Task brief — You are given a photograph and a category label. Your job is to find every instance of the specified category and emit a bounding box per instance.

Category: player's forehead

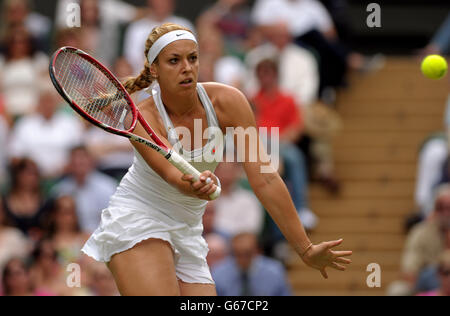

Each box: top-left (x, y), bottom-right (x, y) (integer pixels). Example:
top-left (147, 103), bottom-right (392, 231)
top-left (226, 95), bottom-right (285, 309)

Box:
top-left (158, 39), bottom-right (198, 58)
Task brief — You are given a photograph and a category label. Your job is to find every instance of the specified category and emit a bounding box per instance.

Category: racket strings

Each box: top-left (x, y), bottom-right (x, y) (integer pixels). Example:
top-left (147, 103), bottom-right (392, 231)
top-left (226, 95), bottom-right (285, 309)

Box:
top-left (54, 51), bottom-right (134, 131)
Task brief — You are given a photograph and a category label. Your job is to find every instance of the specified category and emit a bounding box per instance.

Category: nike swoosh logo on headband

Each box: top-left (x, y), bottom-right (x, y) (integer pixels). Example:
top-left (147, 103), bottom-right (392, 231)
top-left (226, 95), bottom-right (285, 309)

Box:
top-left (176, 33), bottom-right (184, 37)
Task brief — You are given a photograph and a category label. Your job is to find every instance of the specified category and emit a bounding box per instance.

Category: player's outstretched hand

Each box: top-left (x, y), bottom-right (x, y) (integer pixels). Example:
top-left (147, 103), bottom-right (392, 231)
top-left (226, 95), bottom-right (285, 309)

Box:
top-left (181, 170), bottom-right (219, 200)
top-left (301, 239), bottom-right (352, 279)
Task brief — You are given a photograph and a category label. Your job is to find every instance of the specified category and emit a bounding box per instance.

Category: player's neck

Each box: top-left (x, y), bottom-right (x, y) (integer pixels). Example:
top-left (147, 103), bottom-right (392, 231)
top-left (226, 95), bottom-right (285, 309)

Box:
top-left (160, 89), bottom-right (200, 118)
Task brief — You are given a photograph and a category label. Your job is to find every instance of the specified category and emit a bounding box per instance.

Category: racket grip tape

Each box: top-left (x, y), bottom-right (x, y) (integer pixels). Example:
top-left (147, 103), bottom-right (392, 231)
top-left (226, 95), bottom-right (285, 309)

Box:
top-left (167, 151), bottom-right (221, 200)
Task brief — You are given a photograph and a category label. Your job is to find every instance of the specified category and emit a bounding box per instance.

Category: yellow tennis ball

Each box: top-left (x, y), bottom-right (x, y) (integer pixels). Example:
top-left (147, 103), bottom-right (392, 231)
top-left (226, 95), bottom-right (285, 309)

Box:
top-left (421, 55), bottom-right (448, 79)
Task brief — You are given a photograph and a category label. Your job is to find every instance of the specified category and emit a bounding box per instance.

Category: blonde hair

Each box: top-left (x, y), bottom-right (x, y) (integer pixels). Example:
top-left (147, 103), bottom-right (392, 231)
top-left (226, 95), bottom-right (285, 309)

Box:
top-left (123, 23), bottom-right (193, 95)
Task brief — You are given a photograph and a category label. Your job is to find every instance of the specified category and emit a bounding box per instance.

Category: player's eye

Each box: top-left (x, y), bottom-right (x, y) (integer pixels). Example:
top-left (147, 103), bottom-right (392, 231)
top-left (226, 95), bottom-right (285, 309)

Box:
top-left (169, 58), bottom-right (178, 64)
top-left (189, 55), bottom-right (198, 62)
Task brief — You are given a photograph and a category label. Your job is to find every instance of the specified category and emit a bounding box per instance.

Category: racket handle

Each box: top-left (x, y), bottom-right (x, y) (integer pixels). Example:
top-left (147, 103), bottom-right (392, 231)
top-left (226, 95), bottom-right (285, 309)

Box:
top-left (168, 151), bottom-right (221, 200)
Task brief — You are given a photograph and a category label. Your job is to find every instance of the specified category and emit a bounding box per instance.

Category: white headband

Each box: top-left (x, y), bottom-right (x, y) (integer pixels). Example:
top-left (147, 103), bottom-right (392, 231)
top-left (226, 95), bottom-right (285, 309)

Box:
top-left (147, 30), bottom-right (198, 64)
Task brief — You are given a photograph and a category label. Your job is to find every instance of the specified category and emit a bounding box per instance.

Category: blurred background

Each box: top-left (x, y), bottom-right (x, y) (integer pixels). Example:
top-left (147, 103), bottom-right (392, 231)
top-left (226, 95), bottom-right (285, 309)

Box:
top-left (0, 0), bottom-right (449, 296)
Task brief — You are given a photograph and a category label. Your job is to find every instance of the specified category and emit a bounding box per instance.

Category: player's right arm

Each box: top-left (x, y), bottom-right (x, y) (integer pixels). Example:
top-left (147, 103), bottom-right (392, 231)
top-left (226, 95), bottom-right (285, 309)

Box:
top-left (129, 99), bottom-right (218, 200)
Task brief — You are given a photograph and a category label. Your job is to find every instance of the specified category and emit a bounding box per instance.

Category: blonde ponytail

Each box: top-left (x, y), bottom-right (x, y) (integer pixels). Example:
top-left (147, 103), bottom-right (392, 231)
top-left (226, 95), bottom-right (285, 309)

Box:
top-left (123, 61), bottom-right (153, 95)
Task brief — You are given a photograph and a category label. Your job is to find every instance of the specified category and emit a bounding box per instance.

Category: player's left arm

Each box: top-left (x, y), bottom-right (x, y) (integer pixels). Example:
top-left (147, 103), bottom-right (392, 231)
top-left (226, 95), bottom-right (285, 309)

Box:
top-left (219, 85), bottom-right (352, 278)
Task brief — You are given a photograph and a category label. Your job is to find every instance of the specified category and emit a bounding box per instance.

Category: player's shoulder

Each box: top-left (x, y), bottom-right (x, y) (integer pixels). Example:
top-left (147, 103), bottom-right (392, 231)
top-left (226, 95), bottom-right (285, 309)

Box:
top-left (201, 82), bottom-right (248, 111)
top-left (201, 82), bottom-right (252, 126)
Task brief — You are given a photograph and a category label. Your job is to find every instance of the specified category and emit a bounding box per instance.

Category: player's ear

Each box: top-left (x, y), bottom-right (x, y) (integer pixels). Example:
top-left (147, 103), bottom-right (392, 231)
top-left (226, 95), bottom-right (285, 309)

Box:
top-left (150, 63), bottom-right (158, 79)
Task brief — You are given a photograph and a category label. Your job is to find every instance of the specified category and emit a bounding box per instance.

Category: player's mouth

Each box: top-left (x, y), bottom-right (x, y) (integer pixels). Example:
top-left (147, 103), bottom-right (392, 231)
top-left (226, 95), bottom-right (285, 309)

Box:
top-left (179, 78), bottom-right (194, 86)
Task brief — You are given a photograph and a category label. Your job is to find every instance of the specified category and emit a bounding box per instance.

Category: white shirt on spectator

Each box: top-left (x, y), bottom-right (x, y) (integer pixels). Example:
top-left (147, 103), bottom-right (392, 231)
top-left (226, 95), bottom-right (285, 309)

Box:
top-left (26, 12), bottom-right (52, 41)
top-left (52, 172), bottom-right (118, 233)
top-left (0, 53), bottom-right (48, 116)
top-left (55, 0), bottom-right (137, 29)
top-left (84, 126), bottom-right (134, 171)
top-left (123, 16), bottom-right (195, 74)
top-left (251, 0), bottom-right (333, 37)
top-left (213, 188), bottom-right (264, 238)
top-left (0, 227), bottom-right (30, 273)
top-left (415, 138), bottom-right (448, 217)
top-left (8, 111), bottom-right (84, 178)
top-left (245, 42), bottom-right (319, 107)
top-left (214, 56), bottom-right (247, 88)
top-left (55, 0), bottom-right (138, 67)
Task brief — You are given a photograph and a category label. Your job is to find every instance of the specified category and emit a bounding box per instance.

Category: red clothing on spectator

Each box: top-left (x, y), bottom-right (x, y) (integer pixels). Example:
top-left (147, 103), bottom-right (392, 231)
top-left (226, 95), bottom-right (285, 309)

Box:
top-left (252, 89), bottom-right (303, 135)
top-left (0, 95), bottom-right (5, 117)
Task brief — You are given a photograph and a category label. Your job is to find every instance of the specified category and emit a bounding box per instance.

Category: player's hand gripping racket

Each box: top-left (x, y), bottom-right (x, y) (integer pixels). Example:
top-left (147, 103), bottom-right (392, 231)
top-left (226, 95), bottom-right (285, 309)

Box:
top-left (49, 46), bottom-right (220, 200)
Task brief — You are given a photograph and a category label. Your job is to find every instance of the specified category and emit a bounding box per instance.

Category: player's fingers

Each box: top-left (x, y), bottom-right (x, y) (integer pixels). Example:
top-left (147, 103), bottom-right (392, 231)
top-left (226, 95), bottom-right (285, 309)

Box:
top-left (330, 262), bottom-right (346, 271)
top-left (326, 239), bottom-right (343, 250)
top-left (191, 180), bottom-right (205, 191)
top-left (205, 185), bottom-right (218, 196)
top-left (320, 268), bottom-right (328, 279)
top-left (335, 257), bottom-right (352, 265)
top-left (200, 170), bottom-right (213, 182)
top-left (182, 174), bottom-right (194, 182)
top-left (198, 182), bottom-right (213, 194)
top-left (333, 250), bottom-right (353, 257)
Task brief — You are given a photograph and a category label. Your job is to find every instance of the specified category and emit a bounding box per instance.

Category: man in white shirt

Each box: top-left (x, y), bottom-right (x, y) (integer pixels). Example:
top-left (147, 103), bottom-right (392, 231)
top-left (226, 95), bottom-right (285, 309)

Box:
top-left (251, 0), bottom-right (336, 39)
top-left (212, 161), bottom-right (264, 239)
top-left (245, 22), bottom-right (319, 108)
top-left (123, 0), bottom-right (195, 74)
top-left (51, 145), bottom-right (118, 233)
top-left (55, 0), bottom-right (140, 67)
top-left (8, 81), bottom-right (84, 179)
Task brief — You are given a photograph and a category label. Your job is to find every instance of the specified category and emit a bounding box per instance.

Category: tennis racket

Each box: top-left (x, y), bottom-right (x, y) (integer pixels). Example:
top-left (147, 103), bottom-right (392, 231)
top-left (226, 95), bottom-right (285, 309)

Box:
top-left (49, 46), bottom-right (220, 200)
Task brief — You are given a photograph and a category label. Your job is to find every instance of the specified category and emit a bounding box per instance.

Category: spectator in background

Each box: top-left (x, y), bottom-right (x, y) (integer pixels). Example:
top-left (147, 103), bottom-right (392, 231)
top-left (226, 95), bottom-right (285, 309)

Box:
top-left (45, 195), bottom-right (90, 267)
top-left (251, 0), bottom-right (382, 97)
top-left (417, 250), bottom-right (450, 296)
top-left (212, 161), bottom-right (264, 240)
top-left (388, 184), bottom-right (450, 296)
top-left (29, 238), bottom-right (73, 296)
top-left (197, 27), bottom-right (246, 90)
top-left (197, 0), bottom-right (255, 59)
top-left (51, 145), bottom-right (117, 233)
top-left (212, 232), bottom-right (292, 296)
top-left (414, 97), bottom-right (450, 219)
top-left (252, 58), bottom-right (318, 230)
top-left (87, 262), bottom-right (119, 296)
top-left (8, 80), bottom-right (84, 180)
top-left (0, 0), bottom-right (52, 52)
top-left (53, 27), bottom-right (83, 51)
top-left (1, 158), bottom-right (51, 240)
top-left (0, 25), bottom-right (48, 119)
top-left (245, 22), bottom-right (319, 108)
top-left (0, 115), bottom-right (8, 187)
top-left (0, 197), bottom-right (30, 274)
top-left (202, 200), bottom-right (217, 236)
top-left (205, 233), bottom-right (229, 269)
top-left (1, 257), bottom-right (52, 296)
top-left (420, 13), bottom-right (450, 56)
top-left (414, 133), bottom-right (448, 219)
top-left (123, 0), bottom-right (195, 74)
top-left (55, 0), bottom-right (142, 67)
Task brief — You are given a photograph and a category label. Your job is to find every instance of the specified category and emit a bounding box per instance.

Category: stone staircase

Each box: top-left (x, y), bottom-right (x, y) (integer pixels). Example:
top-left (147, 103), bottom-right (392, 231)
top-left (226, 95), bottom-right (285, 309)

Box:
top-left (287, 57), bottom-right (449, 296)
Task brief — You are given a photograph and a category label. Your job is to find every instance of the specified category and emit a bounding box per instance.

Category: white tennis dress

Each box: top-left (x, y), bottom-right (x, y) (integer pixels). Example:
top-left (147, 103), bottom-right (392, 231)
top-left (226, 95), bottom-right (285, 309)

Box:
top-left (82, 83), bottom-right (223, 284)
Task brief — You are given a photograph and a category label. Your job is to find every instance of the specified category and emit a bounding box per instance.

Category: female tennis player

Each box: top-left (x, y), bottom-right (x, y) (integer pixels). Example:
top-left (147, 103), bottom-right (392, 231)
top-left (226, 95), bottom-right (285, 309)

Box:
top-left (81, 23), bottom-right (352, 296)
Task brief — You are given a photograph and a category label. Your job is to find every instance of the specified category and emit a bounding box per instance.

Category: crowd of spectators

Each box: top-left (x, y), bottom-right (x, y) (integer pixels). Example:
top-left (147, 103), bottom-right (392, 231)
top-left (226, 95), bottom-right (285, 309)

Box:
top-left (388, 13), bottom-right (450, 296)
top-left (0, 0), bottom-right (384, 296)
